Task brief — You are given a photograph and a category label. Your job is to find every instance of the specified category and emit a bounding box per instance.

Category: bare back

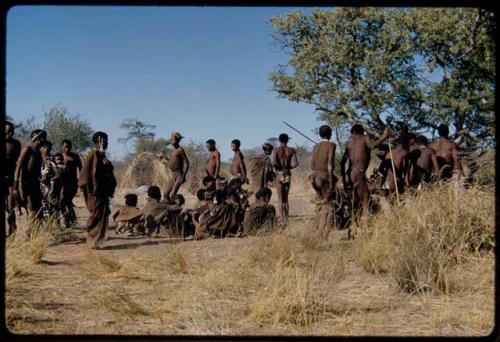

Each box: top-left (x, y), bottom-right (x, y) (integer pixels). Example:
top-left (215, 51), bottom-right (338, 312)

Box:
top-left (430, 138), bottom-right (457, 169)
top-left (346, 135), bottom-right (371, 172)
top-left (311, 141), bottom-right (335, 172)
top-left (274, 146), bottom-right (296, 172)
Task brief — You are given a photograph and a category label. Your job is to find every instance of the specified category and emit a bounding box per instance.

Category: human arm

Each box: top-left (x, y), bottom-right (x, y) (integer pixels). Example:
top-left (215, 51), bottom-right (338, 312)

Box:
top-left (327, 143), bottom-right (336, 190)
top-left (13, 147), bottom-right (29, 196)
top-left (340, 147), bottom-right (348, 189)
top-left (239, 153), bottom-right (249, 183)
top-left (215, 150), bottom-right (221, 178)
top-left (181, 148), bottom-right (190, 181)
top-left (365, 127), bottom-right (391, 150)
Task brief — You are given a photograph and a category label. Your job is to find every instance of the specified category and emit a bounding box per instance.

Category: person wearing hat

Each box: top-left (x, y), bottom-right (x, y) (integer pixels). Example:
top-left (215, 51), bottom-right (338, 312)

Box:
top-left (13, 129), bottom-right (47, 225)
top-left (163, 132), bottom-right (190, 202)
top-left (272, 133), bottom-right (299, 224)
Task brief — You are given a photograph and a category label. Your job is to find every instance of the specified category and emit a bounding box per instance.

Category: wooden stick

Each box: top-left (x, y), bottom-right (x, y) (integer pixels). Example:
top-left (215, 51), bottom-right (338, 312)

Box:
top-left (387, 140), bottom-right (400, 204)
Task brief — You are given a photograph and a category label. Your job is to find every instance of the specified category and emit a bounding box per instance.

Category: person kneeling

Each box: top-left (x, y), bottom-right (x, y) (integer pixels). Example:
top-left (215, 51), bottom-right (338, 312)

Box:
top-left (112, 193), bottom-right (143, 236)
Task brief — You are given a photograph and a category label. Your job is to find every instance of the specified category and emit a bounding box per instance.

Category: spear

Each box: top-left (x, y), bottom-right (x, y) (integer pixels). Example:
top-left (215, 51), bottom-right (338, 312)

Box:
top-left (282, 121), bottom-right (318, 144)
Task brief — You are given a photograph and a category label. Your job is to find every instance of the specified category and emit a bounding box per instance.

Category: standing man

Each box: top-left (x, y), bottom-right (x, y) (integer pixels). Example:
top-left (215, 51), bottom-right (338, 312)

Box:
top-left (78, 132), bottom-right (116, 249)
top-left (163, 132), bottom-right (190, 202)
top-left (13, 129), bottom-right (47, 225)
top-left (272, 133), bottom-right (298, 223)
top-left (205, 139), bottom-right (221, 179)
top-left (340, 124), bottom-right (391, 209)
top-left (310, 125), bottom-right (336, 202)
top-left (429, 124), bottom-right (463, 180)
top-left (230, 139), bottom-right (249, 184)
top-left (60, 139), bottom-right (82, 227)
top-left (383, 136), bottom-right (409, 195)
top-left (5, 121), bottom-right (22, 235)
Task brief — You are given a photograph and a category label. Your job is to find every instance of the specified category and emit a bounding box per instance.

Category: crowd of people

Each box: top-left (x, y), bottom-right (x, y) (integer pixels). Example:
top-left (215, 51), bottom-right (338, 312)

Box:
top-left (4, 120), bottom-right (462, 249)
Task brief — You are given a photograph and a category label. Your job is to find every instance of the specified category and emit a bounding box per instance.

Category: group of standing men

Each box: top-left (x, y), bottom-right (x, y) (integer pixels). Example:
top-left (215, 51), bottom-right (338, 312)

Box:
top-left (5, 119), bottom-right (462, 247)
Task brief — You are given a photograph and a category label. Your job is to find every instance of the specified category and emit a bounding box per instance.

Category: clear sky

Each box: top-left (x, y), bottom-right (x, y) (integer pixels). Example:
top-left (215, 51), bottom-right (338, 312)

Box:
top-left (7, 5), bottom-right (325, 161)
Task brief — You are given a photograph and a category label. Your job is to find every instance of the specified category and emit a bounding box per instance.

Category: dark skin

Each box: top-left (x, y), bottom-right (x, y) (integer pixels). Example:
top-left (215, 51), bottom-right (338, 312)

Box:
top-left (5, 124), bottom-right (22, 234)
top-left (310, 135), bottom-right (336, 200)
top-left (272, 142), bottom-right (299, 223)
top-left (340, 127), bottom-right (391, 208)
top-left (429, 136), bottom-right (463, 179)
top-left (230, 143), bottom-right (248, 184)
top-left (406, 142), bottom-right (440, 187)
top-left (13, 134), bottom-right (46, 220)
top-left (62, 142), bottom-right (82, 184)
top-left (164, 136), bottom-right (190, 200)
top-left (384, 143), bottom-right (409, 193)
top-left (205, 143), bottom-right (221, 178)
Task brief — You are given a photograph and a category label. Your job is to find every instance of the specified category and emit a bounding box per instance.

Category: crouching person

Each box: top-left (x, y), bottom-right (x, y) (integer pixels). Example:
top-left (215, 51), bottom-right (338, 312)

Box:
top-left (112, 193), bottom-right (144, 236)
top-left (194, 190), bottom-right (243, 240)
top-left (143, 186), bottom-right (170, 237)
top-left (242, 187), bottom-right (277, 236)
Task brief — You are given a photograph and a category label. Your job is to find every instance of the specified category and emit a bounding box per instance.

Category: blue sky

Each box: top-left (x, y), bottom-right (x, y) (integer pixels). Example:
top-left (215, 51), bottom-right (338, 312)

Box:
top-left (7, 6), bottom-right (324, 161)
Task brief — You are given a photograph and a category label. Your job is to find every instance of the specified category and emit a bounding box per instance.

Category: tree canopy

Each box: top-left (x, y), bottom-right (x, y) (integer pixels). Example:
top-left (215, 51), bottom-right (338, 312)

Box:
top-left (269, 8), bottom-right (495, 150)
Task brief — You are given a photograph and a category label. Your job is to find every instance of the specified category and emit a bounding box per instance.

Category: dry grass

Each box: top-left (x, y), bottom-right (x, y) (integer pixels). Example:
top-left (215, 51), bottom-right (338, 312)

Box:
top-left (355, 181), bottom-right (494, 294)
top-left (5, 180), bottom-right (494, 335)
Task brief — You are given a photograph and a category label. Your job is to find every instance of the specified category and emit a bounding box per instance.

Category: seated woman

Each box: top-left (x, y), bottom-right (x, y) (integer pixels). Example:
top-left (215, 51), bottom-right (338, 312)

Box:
top-left (194, 190), bottom-right (243, 240)
top-left (112, 193), bottom-right (144, 235)
top-left (243, 187), bottom-right (277, 236)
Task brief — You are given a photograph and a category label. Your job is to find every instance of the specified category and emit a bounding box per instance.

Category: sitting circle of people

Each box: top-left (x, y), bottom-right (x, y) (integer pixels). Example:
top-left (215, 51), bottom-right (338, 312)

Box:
top-left (4, 121), bottom-right (462, 249)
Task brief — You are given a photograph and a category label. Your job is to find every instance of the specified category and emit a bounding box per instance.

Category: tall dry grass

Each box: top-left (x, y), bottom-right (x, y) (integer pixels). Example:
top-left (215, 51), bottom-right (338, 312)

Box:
top-left (355, 181), bottom-right (494, 294)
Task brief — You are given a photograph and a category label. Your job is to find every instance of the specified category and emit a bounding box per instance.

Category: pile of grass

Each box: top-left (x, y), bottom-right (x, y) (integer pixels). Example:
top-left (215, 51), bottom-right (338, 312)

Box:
top-left (355, 182), bottom-right (494, 294)
top-left (119, 152), bottom-right (173, 190)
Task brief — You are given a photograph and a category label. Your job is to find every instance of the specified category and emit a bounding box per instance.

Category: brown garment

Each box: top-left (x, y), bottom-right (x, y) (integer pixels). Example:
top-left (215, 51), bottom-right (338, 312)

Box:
top-left (113, 206), bottom-right (144, 234)
top-left (248, 154), bottom-right (273, 191)
top-left (243, 202), bottom-right (276, 235)
top-left (78, 149), bottom-right (115, 248)
top-left (194, 203), bottom-right (242, 240)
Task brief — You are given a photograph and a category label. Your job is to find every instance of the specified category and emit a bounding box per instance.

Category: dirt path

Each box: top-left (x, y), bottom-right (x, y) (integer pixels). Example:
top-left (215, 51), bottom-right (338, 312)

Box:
top-left (5, 187), bottom-right (494, 335)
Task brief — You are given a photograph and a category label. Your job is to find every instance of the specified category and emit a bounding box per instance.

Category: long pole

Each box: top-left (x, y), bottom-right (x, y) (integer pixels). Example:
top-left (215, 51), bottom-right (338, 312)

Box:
top-left (282, 121), bottom-right (318, 145)
top-left (387, 140), bottom-right (400, 203)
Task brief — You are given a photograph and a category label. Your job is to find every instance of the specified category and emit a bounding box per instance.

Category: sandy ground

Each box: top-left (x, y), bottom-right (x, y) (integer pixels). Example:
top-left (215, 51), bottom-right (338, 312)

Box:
top-left (5, 185), bottom-right (494, 336)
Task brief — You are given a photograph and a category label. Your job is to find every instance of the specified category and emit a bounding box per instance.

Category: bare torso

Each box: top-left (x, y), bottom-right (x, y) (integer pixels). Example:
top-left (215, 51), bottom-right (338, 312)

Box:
top-left (168, 147), bottom-right (186, 173)
top-left (429, 138), bottom-right (456, 169)
top-left (22, 146), bottom-right (43, 185)
top-left (311, 141), bottom-right (335, 172)
top-left (230, 151), bottom-right (245, 176)
top-left (346, 135), bottom-right (371, 175)
top-left (206, 149), bottom-right (220, 177)
top-left (5, 138), bottom-right (21, 181)
top-left (63, 152), bottom-right (82, 185)
top-left (274, 146), bottom-right (296, 172)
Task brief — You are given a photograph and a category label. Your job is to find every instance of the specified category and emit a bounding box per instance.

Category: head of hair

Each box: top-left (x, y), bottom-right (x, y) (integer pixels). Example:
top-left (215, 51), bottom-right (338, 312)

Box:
top-left (206, 139), bottom-right (216, 146)
top-left (351, 124), bottom-right (364, 135)
top-left (231, 139), bottom-right (241, 147)
top-left (202, 175), bottom-right (215, 186)
top-left (5, 121), bottom-right (14, 130)
top-left (319, 125), bottom-right (332, 139)
top-left (147, 185), bottom-right (161, 201)
top-left (61, 139), bottom-right (72, 148)
top-left (196, 189), bottom-right (206, 201)
top-left (31, 129), bottom-right (47, 140)
top-left (262, 143), bottom-right (274, 153)
top-left (226, 189), bottom-right (240, 203)
top-left (125, 193), bottom-right (138, 207)
top-left (278, 133), bottom-right (289, 143)
top-left (42, 140), bottom-right (53, 149)
top-left (256, 187), bottom-right (272, 201)
top-left (204, 190), bottom-right (214, 200)
top-left (173, 194), bottom-right (185, 206)
top-left (214, 189), bottom-right (227, 204)
top-left (229, 177), bottom-right (242, 187)
top-left (92, 131), bottom-right (108, 144)
top-left (437, 124), bottom-right (449, 137)
top-left (415, 135), bottom-right (428, 145)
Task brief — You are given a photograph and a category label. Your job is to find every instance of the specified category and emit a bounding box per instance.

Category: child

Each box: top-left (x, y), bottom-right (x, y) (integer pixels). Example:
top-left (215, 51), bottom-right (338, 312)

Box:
top-left (112, 193), bottom-right (143, 235)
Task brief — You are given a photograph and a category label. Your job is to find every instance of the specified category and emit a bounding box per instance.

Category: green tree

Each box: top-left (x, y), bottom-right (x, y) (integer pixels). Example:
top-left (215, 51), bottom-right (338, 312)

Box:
top-left (269, 8), bottom-right (495, 149)
top-left (43, 105), bottom-right (93, 152)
